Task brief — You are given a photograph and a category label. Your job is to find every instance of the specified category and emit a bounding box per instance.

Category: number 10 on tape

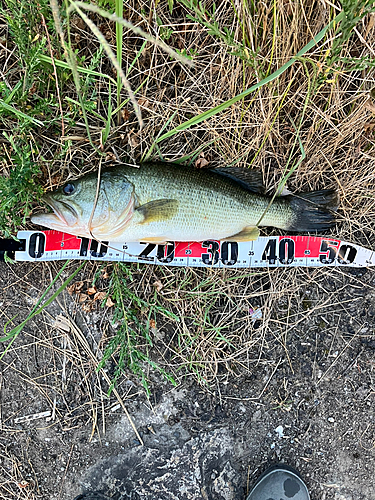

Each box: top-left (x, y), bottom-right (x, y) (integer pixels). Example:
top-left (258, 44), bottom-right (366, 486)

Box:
top-left (14, 231), bottom-right (374, 268)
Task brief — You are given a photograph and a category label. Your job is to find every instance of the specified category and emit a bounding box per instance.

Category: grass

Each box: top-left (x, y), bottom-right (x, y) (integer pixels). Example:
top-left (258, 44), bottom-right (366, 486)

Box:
top-left (0, 0), bottom-right (375, 398)
top-left (0, 260), bottom-right (85, 352)
top-left (95, 262), bottom-right (178, 396)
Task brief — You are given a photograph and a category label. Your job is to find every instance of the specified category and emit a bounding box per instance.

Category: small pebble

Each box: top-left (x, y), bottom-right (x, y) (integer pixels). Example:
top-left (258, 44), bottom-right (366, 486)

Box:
top-left (328, 417), bottom-right (335, 423)
top-left (275, 425), bottom-right (284, 438)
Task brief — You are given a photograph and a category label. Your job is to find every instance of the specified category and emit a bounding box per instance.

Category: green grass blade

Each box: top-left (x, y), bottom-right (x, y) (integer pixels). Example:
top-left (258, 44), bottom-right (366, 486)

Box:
top-left (115, 0), bottom-right (123, 115)
top-left (102, 82), bottom-right (112, 145)
top-left (65, 96), bottom-right (108, 122)
top-left (0, 261), bottom-right (85, 345)
top-left (38, 54), bottom-right (117, 85)
top-left (111, 78), bottom-right (148, 116)
top-left (0, 100), bottom-right (44, 125)
top-left (142, 109), bottom-right (179, 161)
top-left (147, 11), bottom-right (345, 154)
top-left (126, 40), bottom-right (147, 77)
top-left (172, 139), bottom-right (216, 165)
top-left (3, 81), bottom-right (23, 104)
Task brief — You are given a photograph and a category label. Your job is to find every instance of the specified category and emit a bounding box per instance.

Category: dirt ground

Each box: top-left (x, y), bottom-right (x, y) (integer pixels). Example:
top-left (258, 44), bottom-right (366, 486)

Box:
top-left (0, 260), bottom-right (374, 500)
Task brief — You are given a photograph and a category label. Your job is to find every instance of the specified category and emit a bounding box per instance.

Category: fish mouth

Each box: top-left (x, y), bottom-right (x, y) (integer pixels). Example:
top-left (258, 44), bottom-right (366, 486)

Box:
top-left (31, 194), bottom-right (79, 229)
top-left (45, 194), bottom-right (80, 226)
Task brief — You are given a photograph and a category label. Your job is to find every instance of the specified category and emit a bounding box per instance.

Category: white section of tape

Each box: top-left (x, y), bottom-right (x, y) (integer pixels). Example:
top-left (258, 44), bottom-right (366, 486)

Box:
top-left (14, 231), bottom-right (374, 268)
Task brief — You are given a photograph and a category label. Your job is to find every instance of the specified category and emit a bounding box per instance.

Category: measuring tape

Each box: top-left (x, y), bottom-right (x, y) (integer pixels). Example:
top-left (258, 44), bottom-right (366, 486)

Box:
top-left (0, 230), bottom-right (373, 268)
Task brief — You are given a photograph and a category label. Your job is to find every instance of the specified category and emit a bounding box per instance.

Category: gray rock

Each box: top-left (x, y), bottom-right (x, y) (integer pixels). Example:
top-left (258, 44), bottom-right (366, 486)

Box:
top-left (79, 428), bottom-right (243, 500)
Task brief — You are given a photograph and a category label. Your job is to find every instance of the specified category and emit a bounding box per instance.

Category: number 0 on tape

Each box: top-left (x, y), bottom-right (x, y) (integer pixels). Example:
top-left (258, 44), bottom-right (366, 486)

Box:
top-left (4, 230), bottom-right (374, 268)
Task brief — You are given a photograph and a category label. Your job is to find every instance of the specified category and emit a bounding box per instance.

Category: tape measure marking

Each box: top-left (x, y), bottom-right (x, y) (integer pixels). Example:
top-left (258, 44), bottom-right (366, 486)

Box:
top-left (10, 230), bottom-right (374, 268)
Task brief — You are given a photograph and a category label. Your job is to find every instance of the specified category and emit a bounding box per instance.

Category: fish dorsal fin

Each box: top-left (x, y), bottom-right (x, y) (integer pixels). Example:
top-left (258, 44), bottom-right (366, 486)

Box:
top-left (213, 167), bottom-right (265, 194)
top-left (136, 199), bottom-right (179, 224)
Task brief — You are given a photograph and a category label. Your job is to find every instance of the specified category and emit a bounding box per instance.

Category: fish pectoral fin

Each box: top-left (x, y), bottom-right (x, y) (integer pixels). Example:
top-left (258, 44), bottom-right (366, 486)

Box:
top-left (136, 199), bottom-right (178, 225)
top-left (224, 226), bottom-right (260, 242)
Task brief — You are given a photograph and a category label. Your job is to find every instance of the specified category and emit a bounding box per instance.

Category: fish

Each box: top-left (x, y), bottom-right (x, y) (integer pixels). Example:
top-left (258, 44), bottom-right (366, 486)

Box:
top-left (31, 162), bottom-right (338, 243)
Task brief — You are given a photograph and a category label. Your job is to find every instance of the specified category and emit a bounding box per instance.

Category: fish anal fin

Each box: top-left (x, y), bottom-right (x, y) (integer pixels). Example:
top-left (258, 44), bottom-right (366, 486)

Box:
top-left (140, 237), bottom-right (168, 244)
top-left (213, 168), bottom-right (265, 194)
top-left (136, 199), bottom-right (178, 224)
top-left (224, 226), bottom-right (260, 242)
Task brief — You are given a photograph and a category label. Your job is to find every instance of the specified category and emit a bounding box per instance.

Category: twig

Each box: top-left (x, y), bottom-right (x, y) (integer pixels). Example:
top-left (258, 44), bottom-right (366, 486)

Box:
top-left (317, 326), bottom-right (362, 385)
top-left (57, 443), bottom-right (74, 500)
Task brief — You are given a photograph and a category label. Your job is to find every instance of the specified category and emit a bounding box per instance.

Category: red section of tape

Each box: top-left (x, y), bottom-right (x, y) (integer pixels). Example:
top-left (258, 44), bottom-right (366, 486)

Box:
top-left (43, 230), bottom-right (82, 252)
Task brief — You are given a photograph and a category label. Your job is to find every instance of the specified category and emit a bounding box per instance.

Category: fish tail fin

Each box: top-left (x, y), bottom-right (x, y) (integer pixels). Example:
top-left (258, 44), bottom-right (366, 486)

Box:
top-left (287, 189), bottom-right (339, 232)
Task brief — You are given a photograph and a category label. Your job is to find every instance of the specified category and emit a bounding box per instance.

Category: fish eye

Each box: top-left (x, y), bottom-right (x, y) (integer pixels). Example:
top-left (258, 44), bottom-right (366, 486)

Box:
top-left (62, 183), bottom-right (75, 195)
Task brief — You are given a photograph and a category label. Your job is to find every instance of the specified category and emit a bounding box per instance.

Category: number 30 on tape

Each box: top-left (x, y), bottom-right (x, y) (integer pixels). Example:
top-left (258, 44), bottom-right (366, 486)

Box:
top-left (12, 231), bottom-right (374, 268)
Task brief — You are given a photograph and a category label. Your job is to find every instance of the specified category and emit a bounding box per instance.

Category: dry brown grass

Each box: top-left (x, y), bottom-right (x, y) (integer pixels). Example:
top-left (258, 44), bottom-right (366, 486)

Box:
top-left (0, 447), bottom-right (38, 500)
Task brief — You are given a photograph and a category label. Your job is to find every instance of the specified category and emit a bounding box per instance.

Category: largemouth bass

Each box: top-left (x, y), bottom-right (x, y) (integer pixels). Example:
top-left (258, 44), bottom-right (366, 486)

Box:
top-left (31, 162), bottom-right (338, 243)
